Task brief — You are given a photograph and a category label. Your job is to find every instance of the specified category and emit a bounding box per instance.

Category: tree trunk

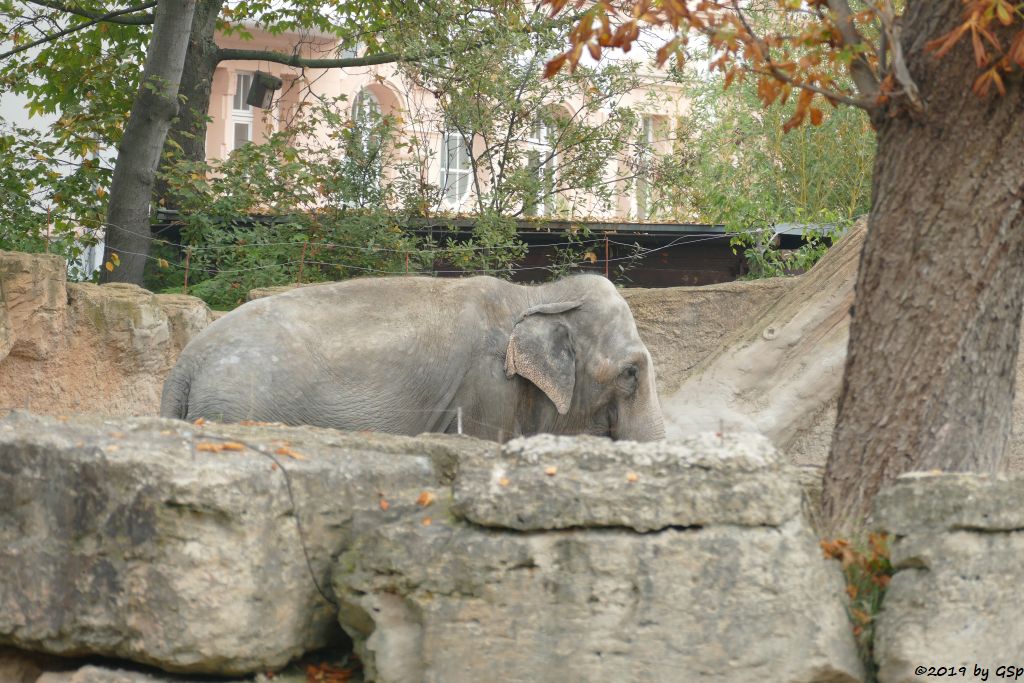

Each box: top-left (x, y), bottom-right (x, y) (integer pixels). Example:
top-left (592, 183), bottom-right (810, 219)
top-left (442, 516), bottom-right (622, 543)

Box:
top-left (101, 0), bottom-right (197, 284)
top-left (822, 0), bottom-right (1024, 531)
top-left (153, 0), bottom-right (224, 209)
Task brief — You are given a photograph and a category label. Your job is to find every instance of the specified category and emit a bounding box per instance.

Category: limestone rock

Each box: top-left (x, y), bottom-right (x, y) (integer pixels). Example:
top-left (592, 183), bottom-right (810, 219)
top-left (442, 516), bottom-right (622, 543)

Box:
top-left (0, 297), bottom-right (11, 363)
top-left (35, 665), bottom-right (223, 683)
top-left (68, 283), bottom-right (172, 373)
top-left (0, 647), bottom-right (45, 683)
top-left (154, 294), bottom-right (214, 356)
top-left (873, 473), bottom-right (1024, 683)
top-left (454, 432), bottom-right (801, 531)
top-left (334, 434), bottom-right (863, 683)
top-left (0, 250), bottom-right (68, 360)
top-left (0, 412), bottom-right (455, 675)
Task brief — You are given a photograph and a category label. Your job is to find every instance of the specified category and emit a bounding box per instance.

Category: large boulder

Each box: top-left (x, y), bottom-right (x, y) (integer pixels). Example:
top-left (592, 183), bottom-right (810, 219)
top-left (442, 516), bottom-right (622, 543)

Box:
top-left (333, 433), bottom-right (863, 683)
top-left (0, 281), bottom-right (213, 418)
top-left (0, 412), bottom-right (465, 675)
top-left (872, 473), bottom-right (1024, 683)
top-left (0, 250), bottom-right (68, 361)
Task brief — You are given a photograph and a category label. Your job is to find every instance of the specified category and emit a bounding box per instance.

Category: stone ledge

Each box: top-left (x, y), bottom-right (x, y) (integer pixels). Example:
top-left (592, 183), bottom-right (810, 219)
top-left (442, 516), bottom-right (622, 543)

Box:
top-left (453, 432), bottom-right (802, 531)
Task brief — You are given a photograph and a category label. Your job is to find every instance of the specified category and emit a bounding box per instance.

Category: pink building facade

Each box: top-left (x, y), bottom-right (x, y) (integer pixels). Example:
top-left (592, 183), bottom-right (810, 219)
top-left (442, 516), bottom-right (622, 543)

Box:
top-left (206, 27), bottom-right (688, 221)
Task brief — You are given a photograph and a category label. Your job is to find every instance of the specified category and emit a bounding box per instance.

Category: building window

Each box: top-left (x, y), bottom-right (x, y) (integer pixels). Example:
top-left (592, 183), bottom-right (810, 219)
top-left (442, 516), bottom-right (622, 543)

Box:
top-left (440, 128), bottom-right (472, 206)
top-left (525, 120), bottom-right (555, 217)
top-left (231, 72), bottom-right (253, 150)
top-left (345, 89), bottom-right (384, 207)
top-left (634, 115), bottom-right (656, 221)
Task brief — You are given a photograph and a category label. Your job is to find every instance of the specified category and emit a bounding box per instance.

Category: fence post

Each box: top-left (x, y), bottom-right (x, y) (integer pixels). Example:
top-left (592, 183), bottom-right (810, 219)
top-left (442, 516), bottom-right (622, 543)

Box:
top-left (297, 241), bottom-right (308, 284)
top-left (604, 235), bottom-right (609, 279)
top-left (183, 247), bottom-right (191, 295)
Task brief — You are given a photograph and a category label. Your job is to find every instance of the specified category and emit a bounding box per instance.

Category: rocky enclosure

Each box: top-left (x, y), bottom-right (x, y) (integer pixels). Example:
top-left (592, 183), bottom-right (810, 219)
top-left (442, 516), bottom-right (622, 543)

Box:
top-left (3, 245), bottom-right (1023, 681)
top-left (1, 412), bottom-right (863, 683)
top-left (8, 232), bottom-right (1024, 476)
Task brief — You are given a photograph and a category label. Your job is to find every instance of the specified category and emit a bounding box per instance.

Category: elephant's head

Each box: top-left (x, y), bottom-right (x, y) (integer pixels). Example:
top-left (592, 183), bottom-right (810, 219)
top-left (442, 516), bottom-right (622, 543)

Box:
top-left (504, 275), bottom-right (665, 441)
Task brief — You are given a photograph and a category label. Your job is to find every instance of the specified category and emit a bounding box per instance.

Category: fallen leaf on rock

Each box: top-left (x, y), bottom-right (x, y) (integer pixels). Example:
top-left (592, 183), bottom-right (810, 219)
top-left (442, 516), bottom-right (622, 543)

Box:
top-left (545, 466), bottom-right (558, 477)
top-left (498, 477), bottom-right (510, 487)
top-left (422, 517), bottom-right (432, 526)
top-left (416, 491), bottom-right (435, 507)
top-left (193, 417), bottom-right (206, 426)
top-left (196, 442), bottom-right (245, 453)
top-left (275, 446), bottom-right (307, 460)
top-left (379, 499), bottom-right (390, 511)
top-left (626, 472), bottom-right (639, 483)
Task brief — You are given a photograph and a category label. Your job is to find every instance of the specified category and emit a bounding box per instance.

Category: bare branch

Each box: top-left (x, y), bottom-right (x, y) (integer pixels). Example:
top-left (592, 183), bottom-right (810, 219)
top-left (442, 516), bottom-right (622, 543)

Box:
top-left (0, 0), bottom-right (157, 60)
top-left (824, 0), bottom-right (880, 99)
top-left (23, 0), bottom-right (153, 24)
top-left (729, 1), bottom-right (877, 111)
top-left (215, 48), bottom-right (411, 69)
top-left (872, 0), bottom-right (922, 112)
top-left (752, 65), bottom-right (879, 109)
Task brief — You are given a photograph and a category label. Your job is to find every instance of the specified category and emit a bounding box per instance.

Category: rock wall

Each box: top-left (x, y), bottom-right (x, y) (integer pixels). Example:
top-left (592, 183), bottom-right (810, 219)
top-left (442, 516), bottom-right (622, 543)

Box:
top-left (0, 412), bottom-right (863, 683)
top-left (872, 473), bottom-right (1024, 683)
top-left (0, 250), bottom-right (212, 417)
top-left (2, 413), bottom-right (1021, 682)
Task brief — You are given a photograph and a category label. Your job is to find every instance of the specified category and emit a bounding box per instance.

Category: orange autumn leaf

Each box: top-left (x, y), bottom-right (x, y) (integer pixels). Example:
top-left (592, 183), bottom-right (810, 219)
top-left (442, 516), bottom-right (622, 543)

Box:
top-left (416, 491), bottom-right (435, 507)
top-left (275, 446), bottom-right (307, 460)
top-left (196, 441), bottom-right (245, 452)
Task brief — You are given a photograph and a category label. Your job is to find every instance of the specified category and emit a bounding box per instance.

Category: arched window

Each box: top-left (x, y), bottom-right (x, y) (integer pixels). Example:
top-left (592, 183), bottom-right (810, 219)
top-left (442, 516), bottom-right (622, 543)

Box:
top-left (440, 127), bottom-right (472, 207)
top-left (352, 89), bottom-right (382, 152)
top-left (344, 89), bottom-right (384, 207)
top-left (525, 120), bottom-right (556, 217)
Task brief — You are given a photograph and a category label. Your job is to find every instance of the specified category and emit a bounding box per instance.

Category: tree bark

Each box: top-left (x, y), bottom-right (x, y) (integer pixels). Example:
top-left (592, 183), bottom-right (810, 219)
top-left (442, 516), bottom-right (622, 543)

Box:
top-left (153, 0), bottom-right (223, 210)
top-left (822, 0), bottom-right (1024, 531)
top-left (101, 0), bottom-right (196, 284)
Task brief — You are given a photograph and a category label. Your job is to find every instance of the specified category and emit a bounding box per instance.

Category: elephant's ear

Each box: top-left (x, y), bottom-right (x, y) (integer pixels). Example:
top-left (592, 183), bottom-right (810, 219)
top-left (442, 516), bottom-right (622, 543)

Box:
top-left (504, 301), bottom-right (582, 415)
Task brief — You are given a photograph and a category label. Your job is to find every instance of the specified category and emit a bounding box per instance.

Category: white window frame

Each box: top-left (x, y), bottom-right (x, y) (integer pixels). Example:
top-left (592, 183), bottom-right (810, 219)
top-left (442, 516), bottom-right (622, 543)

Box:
top-left (525, 120), bottom-right (556, 217)
top-left (348, 89), bottom-right (384, 206)
top-left (231, 72), bottom-right (254, 150)
top-left (633, 114), bottom-right (656, 221)
top-left (440, 128), bottom-right (472, 208)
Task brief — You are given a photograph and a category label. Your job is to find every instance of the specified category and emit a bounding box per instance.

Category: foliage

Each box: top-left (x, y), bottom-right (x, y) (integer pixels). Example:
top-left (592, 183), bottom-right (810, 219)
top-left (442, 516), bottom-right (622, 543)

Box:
top-left (155, 102), bottom-right (424, 308)
top-left (821, 534), bottom-right (893, 681)
top-left (391, 4), bottom-right (659, 220)
top-left (0, 121), bottom-right (106, 280)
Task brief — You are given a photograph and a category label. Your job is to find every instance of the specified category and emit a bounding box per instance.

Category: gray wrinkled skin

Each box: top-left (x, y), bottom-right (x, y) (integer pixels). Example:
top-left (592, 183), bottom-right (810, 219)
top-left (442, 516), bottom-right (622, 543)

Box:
top-left (161, 275), bottom-right (664, 441)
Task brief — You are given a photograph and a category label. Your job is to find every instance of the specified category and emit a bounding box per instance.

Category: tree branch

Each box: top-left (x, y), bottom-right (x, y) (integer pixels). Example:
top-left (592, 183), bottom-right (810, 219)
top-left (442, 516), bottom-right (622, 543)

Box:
top-left (215, 47), bottom-right (412, 69)
top-left (0, 0), bottom-right (157, 60)
top-left (729, 2), bottom-right (877, 111)
top-left (23, 0), bottom-right (153, 24)
top-left (824, 0), bottom-right (880, 99)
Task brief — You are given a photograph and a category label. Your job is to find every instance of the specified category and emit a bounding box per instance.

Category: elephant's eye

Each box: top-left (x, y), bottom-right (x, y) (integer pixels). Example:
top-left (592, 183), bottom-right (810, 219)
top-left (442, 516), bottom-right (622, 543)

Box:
top-left (617, 365), bottom-right (639, 394)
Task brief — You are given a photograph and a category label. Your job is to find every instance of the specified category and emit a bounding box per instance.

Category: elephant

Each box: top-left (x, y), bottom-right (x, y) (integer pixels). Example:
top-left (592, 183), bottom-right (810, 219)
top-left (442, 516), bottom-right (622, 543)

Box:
top-left (160, 274), bottom-right (665, 442)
